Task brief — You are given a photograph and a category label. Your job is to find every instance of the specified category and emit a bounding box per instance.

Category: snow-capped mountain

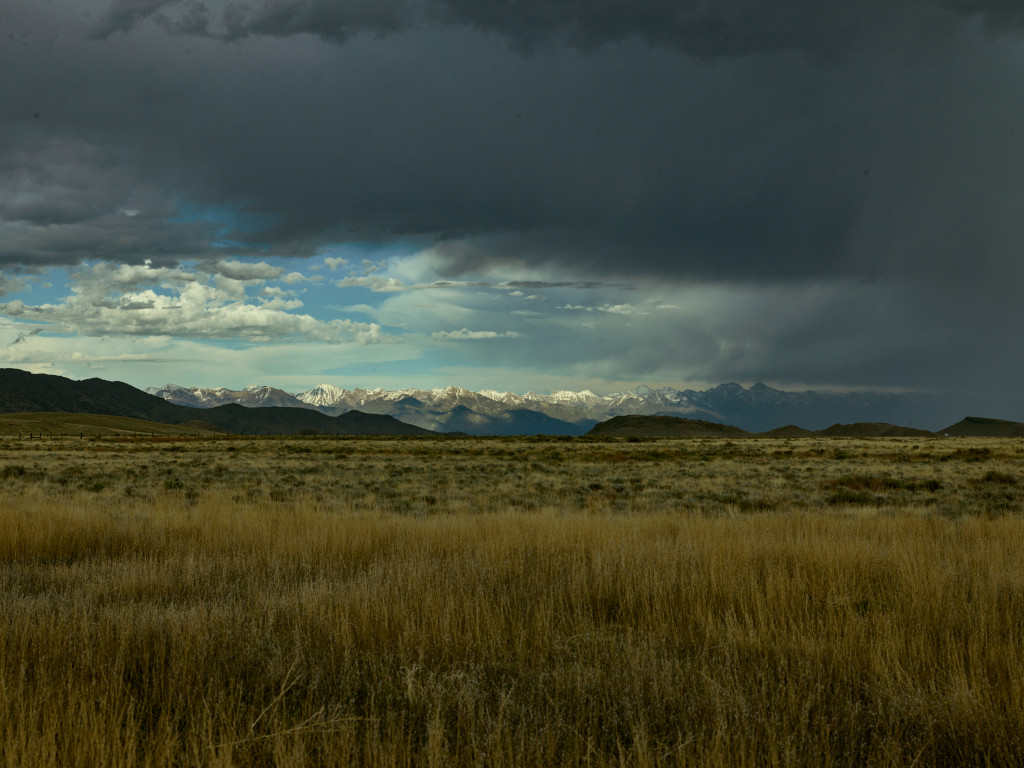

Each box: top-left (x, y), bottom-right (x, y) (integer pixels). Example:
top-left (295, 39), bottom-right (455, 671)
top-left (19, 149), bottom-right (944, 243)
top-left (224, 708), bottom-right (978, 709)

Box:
top-left (147, 381), bottom-right (956, 434)
top-left (147, 384), bottom-right (316, 410)
top-left (295, 383), bottom-right (347, 408)
top-left (146, 384), bottom-right (234, 408)
top-left (296, 384), bottom-right (529, 418)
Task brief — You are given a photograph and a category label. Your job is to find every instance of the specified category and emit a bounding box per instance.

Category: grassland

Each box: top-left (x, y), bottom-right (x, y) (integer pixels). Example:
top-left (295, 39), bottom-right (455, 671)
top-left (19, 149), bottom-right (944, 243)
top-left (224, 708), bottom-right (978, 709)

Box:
top-left (1, 435), bottom-right (1022, 766)
top-left (0, 412), bottom-right (224, 438)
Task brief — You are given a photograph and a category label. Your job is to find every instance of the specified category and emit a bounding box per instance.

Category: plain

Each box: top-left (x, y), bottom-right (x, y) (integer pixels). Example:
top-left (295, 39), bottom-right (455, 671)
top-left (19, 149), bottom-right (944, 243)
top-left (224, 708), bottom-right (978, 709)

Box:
top-left (0, 435), bottom-right (1022, 767)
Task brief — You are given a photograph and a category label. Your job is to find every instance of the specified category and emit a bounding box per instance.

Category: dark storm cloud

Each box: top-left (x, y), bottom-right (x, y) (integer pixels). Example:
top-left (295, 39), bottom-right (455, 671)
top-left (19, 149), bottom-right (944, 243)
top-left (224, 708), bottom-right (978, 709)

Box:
top-left (0, 213), bottom-right (238, 267)
top-left (2, 0), bottom-right (1021, 286)
top-left (438, 0), bottom-right (1024, 57)
top-left (74, 0), bottom-right (210, 38)
top-left (88, 0), bottom-right (190, 38)
top-left (5, 0), bottom-right (1024, 279)
top-left (0, 131), bottom-right (244, 266)
top-left (89, 0), bottom-right (420, 42)
top-left (3, 0), bottom-right (1024, 408)
top-left (84, 0), bottom-right (1024, 57)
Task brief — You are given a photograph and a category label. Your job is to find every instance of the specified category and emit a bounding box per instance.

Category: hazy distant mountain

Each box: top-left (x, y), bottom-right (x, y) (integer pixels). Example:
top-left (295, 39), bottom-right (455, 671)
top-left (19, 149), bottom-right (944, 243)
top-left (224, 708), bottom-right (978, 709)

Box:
top-left (147, 383), bottom-right (316, 410)
top-left (133, 380), bottom-right (593, 436)
top-left (315, 382), bottom-right (720, 426)
top-left (148, 380), bottom-right (963, 434)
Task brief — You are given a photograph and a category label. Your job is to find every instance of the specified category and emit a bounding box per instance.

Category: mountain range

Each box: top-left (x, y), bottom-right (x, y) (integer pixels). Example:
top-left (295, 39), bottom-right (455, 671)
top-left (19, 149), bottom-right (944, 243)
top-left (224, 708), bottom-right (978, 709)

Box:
top-left (0, 368), bottom-right (1018, 437)
top-left (147, 381), bottom-right (965, 435)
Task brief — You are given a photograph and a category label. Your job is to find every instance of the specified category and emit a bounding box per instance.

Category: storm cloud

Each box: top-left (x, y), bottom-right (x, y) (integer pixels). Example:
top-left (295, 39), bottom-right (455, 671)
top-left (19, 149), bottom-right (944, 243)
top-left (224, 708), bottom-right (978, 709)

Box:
top-left (88, 0), bottom-right (1024, 57)
top-left (2, 0), bottom-right (1023, 410)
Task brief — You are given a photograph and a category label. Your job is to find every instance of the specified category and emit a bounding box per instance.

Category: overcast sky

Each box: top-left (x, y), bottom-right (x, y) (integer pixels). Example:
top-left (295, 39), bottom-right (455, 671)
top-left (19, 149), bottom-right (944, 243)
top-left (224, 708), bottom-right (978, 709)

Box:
top-left (1, 0), bottom-right (1022, 414)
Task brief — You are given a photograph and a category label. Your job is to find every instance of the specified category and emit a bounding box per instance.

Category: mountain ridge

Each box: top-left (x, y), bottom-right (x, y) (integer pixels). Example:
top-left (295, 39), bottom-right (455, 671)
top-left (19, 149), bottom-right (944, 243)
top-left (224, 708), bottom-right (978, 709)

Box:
top-left (3, 369), bottom-right (1021, 437)
top-left (588, 415), bottom-right (1024, 438)
top-left (149, 379), bottom-right (969, 434)
top-left (0, 369), bottom-right (431, 436)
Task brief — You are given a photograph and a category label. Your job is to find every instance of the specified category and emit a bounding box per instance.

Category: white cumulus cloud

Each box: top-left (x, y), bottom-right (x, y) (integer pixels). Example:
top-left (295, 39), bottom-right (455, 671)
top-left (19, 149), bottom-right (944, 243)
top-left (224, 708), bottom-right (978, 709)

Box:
top-left (431, 328), bottom-right (521, 340)
top-left (0, 261), bottom-right (387, 345)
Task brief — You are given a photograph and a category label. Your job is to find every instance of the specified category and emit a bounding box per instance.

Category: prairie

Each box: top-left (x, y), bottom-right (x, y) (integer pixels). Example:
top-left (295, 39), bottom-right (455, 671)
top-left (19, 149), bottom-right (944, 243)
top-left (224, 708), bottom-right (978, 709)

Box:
top-left (0, 412), bottom-right (224, 438)
top-left (0, 435), bottom-right (1022, 766)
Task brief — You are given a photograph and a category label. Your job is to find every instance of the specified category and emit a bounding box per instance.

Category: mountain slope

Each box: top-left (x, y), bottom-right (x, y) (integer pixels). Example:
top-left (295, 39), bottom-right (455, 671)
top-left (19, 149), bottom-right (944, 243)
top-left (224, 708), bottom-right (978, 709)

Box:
top-left (588, 415), bottom-right (750, 437)
top-left (939, 417), bottom-right (1024, 437)
top-left (0, 412), bottom-right (228, 437)
top-left (816, 423), bottom-right (935, 438)
top-left (293, 386), bottom-right (586, 435)
top-left (2, 369), bottom-right (199, 422)
top-left (435, 406), bottom-right (588, 436)
top-left (147, 383), bottom-right (317, 410)
top-left (586, 415), bottom-right (940, 438)
top-left (0, 369), bottom-right (431, 436)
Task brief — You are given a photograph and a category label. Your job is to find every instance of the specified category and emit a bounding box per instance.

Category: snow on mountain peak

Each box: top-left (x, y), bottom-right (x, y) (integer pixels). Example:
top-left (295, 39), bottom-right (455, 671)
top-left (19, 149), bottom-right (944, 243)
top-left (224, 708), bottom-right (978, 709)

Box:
top-left (477, 390), bottom-right (526, 405)
top-left (547, 389), bottom-right (604, 405)
top-left (296, 383), bottom-right (348, 407)
top-left (431, 385), bottom-right (474, 397)
top-left (142, 377), bottom-right (932, 435)
top-left (477, 389), bottom-right (509, 400)
top-left (147, 383), bottom-right (187, 395)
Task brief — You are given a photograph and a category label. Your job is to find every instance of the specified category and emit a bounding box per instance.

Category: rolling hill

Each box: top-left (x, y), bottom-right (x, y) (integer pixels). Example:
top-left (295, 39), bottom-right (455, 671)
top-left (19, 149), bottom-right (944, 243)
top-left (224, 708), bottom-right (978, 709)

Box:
top-left (588, 415), bottom-right (940, 438)
top-left (0, 369), bottom-right (432, 436)
top-left (938, 417), bottom-right (1024, 437)
top-left (0, 412), bottom-right (227, 437)
top-left (588, 414), bottom-right (1024, 438)
top-left (587, 415), bottom-right (750, 437)
top-left (815, 423), bottom-right (935, 438)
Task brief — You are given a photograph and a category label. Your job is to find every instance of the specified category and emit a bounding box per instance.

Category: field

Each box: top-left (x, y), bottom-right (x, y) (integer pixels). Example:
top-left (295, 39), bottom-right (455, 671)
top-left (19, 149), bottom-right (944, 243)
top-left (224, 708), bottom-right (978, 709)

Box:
top-left (0, 412), bottom-right (224, 438)
top-left (1, 434), bottom-right (1023, 766)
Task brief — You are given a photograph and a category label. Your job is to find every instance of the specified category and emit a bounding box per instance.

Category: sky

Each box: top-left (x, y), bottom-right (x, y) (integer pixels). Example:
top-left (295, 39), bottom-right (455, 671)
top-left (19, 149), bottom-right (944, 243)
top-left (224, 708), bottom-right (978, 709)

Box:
top-left (1, 0), bottom-right (1022, 414)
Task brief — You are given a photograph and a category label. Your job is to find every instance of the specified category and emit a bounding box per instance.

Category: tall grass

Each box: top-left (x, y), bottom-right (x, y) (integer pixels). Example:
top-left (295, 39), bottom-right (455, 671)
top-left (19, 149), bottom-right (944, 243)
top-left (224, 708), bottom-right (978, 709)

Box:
top-left (0, 437), bottom-right (1022, 766)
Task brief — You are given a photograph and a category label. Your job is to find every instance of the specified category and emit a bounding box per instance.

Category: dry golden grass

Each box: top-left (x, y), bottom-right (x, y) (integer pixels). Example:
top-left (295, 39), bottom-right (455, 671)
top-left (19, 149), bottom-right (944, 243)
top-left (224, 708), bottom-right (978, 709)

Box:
top-left (0, 435), bottom-right (1022, 766)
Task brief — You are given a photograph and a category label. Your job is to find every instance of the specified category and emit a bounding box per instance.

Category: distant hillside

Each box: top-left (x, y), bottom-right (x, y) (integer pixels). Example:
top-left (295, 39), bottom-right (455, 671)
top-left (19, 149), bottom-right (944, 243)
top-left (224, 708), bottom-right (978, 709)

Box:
top-left (815, 423), bottom-right (935, 438)
top-left (939, 416), bottom-right (1024, 437)
top-left (376, 399), bottom-right (587, 436)
top-left (0, 412), bottom-right (227, 437)
top-left (588, 414), bottom-right (942, 438)
top-left (0, 369), bottom-right (432, 436)
top-left (438, 406), bottom-right (587, 436)
top-left (757, 425), bottom-right (815, 437)
top-left (588, 415), bottom-right (749, 437)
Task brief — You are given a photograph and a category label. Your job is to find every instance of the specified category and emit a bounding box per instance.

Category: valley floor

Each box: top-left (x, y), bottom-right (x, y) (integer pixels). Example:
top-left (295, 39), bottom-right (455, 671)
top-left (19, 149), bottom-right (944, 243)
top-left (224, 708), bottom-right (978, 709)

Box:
top-left (1, 436), bottom-right (1022, 766)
